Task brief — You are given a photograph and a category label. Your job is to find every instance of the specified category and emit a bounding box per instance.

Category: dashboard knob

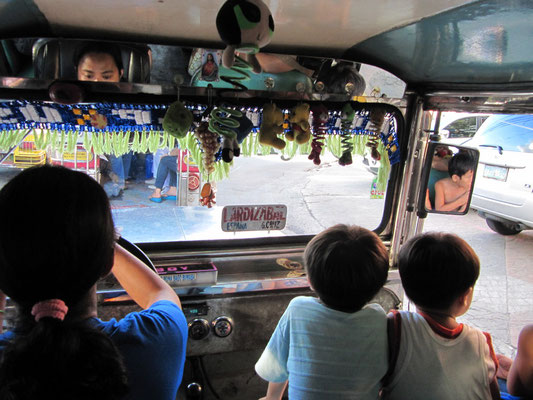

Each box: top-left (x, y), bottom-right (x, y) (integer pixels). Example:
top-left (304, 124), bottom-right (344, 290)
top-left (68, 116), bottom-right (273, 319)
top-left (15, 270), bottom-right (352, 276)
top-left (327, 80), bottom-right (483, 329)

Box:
top-left (212, 316), bottom-right (233, 338)
top-left (186, 382), bottom-right (202, 399)
top-left (188, 319), bottom-right (210, 340)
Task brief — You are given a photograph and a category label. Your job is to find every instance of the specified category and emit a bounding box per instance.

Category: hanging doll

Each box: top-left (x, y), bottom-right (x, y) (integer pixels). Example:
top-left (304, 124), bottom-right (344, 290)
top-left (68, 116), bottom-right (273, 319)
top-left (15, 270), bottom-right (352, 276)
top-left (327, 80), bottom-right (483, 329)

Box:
top-left (216, 0), bottom-right (274, 73)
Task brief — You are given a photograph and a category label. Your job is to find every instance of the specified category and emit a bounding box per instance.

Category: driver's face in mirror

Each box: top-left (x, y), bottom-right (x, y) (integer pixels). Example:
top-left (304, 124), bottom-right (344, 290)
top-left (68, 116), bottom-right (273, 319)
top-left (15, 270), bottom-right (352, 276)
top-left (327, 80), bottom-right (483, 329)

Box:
top-left (77, 50), bottom-right (123, 82)
top-left (425, 145), bottom-right (477, 213)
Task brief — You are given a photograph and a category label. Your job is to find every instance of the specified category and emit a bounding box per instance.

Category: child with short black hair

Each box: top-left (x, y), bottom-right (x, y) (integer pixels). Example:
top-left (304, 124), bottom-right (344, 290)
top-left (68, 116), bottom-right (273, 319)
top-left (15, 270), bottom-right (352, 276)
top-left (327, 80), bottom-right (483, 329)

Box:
top-left (382, 232), bottom-right (500, 400)
top-left (434, 152), bottom-right (476, 212)
top-left (255, 224), bottom-right (389, 400)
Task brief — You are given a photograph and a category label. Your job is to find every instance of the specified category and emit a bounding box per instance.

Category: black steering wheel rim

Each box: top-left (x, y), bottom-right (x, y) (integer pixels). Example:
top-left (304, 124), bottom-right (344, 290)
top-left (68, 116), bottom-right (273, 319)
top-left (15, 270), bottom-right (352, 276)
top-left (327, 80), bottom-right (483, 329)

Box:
top-left (117, 236), bottom-right (156, 272)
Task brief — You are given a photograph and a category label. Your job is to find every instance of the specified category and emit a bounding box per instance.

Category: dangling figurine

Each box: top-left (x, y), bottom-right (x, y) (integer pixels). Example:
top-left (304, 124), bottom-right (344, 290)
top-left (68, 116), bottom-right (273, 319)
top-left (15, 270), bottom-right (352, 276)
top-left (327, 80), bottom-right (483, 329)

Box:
top-left (339, 103), bottom-right (355, 166)
top-left (367, 108), bottom-right (386, 161)
top-left (216, 0), bottom-right (274, 73)
top-left (200, 182), bottom-right (216, 208)
top-left (308, 104), bottom-right (329, 165)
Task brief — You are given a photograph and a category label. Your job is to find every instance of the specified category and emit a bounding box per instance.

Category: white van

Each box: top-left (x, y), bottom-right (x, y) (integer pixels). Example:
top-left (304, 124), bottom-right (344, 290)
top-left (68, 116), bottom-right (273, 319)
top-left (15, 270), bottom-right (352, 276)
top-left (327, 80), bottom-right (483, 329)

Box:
top-left (469, 114), bottom-right (533, 235)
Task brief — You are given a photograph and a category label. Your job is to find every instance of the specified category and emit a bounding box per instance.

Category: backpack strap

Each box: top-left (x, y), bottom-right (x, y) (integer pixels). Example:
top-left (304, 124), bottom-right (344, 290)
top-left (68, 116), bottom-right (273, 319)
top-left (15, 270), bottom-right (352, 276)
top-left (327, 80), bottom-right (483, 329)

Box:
top-left (382, 310), bottom-right (402, 386)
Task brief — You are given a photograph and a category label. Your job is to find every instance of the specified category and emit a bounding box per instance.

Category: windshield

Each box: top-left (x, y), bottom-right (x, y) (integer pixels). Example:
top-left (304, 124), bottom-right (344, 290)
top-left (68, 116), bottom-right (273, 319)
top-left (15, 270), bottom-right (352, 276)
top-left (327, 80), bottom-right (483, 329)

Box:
top-left (0, 42), bottom-right (405, 243)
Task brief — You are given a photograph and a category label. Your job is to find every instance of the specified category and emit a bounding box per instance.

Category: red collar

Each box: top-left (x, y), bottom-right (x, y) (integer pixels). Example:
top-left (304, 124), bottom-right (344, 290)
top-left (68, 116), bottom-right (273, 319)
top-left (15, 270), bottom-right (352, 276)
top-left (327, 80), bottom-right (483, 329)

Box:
top-left (417, 310), bottom-right (464, 339)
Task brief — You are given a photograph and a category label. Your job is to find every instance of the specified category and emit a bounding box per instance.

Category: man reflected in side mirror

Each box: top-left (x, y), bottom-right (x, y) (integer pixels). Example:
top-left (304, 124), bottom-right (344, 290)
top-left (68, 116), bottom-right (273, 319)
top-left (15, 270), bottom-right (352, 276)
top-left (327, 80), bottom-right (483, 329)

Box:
top-left (434, 151), bottom-right (475, 212)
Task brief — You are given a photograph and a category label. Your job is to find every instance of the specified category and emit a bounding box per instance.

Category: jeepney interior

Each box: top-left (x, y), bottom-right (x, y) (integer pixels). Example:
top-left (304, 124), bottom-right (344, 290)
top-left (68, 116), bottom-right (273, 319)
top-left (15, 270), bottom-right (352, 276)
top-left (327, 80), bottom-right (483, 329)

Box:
top-left (1, 1), bottom-right (533, 399)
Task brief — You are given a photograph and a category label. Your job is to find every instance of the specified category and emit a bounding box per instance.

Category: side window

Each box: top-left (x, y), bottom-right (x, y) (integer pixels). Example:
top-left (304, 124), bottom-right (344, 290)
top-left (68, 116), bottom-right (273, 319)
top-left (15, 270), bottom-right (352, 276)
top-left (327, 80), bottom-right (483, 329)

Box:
top-left (443, 117), bottom-right (479, 139)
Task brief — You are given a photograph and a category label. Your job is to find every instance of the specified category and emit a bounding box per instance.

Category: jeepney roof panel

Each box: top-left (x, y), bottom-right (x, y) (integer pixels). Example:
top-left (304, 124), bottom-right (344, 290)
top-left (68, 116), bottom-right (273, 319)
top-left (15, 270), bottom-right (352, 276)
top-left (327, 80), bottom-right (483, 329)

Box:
top-left (1, 0), bottom-right (532, 87)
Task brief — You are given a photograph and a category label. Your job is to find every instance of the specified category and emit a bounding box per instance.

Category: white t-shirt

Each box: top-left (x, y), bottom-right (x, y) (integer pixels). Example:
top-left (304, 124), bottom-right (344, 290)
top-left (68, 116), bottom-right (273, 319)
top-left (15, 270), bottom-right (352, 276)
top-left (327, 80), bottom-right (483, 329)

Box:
top-left (382, 311), bottom-right (497, 400)
top-left (255, 296), bottom-right (388, 400)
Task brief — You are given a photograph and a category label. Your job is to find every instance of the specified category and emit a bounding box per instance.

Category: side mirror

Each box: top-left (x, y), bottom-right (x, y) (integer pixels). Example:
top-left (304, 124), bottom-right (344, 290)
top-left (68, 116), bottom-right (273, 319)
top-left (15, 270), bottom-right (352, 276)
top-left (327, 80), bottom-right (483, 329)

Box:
top-left (418, 142), bottom-right (479, 216)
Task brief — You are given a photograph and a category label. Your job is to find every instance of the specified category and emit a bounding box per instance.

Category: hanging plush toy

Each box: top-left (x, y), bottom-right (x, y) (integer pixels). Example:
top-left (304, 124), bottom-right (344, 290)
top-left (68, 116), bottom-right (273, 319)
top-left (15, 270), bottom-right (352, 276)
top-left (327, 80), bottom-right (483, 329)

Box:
top-left (216, 0), bottom-right (274, 73)
top-left (259, 103), bottom-right (285, 149)
top-left (163, 101), bottom-right (194, 139)
top-left (287, 103), bottom-right (311, 144)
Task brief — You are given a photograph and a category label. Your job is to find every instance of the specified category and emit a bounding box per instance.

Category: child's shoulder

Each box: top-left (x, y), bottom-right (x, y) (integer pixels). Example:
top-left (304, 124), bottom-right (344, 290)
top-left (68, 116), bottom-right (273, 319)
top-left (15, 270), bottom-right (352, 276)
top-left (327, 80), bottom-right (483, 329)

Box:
top-left (287, 295), bottom-right (319, 309)
top-left (435, 176), bottom-right (452, 187)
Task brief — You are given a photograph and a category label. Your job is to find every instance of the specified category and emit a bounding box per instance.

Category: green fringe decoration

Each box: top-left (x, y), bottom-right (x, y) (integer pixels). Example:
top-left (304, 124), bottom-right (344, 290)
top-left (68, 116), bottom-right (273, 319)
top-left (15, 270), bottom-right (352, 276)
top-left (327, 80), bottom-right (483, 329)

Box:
top-left (299, 139), bottom-right (312, 155)
top-left (353, 134), bottom-right (367, 156)
top-left (259, 143), bottom-right (271, 156)
top-left (2, 127), bottom-right (392, 191)
top-left (375, 141), bottom-right (391, 193)
top-left (325, 135), bottom-right (343, 159)
top-left (280, 139), bottom-right (299, 160)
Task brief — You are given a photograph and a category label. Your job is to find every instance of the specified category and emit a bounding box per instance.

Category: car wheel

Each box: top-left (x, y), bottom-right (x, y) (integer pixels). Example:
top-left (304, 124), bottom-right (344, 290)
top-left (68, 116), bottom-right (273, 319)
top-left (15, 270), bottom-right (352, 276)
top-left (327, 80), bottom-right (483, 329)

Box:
top-left (485, 219), bottom-right (522, 235)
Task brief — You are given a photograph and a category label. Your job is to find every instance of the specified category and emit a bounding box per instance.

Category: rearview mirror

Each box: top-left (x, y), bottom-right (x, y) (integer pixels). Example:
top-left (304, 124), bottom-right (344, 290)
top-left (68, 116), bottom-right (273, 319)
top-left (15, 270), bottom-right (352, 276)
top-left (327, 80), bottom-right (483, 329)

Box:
top-left (418, 142), bottom-right (480, 215)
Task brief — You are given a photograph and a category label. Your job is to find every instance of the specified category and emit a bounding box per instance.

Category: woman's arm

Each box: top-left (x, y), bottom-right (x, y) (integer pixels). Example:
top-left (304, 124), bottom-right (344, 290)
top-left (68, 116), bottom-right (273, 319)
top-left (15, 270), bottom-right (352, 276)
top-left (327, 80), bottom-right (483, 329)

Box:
top-left (507, 325), bottom-right (533, 397)
top-left (259, 381), bottom-right (288, 400)
top-left (112, 243), bottom-right (181, 309)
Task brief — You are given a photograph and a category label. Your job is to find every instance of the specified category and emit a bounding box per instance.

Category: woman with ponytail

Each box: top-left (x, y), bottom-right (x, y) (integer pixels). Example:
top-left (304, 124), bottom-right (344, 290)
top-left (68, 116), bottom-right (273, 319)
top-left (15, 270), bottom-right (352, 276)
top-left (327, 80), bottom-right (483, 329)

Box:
top-left (0, 165), bottom-right (187, 400)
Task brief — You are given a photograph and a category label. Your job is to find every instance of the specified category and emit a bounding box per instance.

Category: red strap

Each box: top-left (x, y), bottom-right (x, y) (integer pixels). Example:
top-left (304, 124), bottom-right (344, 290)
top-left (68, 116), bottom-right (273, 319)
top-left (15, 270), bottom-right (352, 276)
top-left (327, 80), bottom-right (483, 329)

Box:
top-left (482, 331), bottom-right (499, 373)
top-left (382, 310), bottom-right (401, 385)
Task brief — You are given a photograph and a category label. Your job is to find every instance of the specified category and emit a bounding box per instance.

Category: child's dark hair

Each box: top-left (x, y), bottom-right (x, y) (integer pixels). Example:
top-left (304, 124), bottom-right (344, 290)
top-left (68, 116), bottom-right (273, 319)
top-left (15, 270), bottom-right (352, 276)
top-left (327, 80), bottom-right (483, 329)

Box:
top-left (396, 232), bottom-right (480, 310)
top-left (74, 41), bottom-right (124, 71)
top-left (448, 152), bottom-right (475, 178)
top-left (304, 224), bottom-right (389, 312)
top-left (0, 165), bottom-right (128, 399)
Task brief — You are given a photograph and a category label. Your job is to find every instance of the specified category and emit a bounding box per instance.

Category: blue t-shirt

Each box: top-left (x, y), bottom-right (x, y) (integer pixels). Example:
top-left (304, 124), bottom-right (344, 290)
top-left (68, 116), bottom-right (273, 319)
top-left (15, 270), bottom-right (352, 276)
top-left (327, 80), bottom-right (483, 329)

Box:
top-left (255, 296), bottom-right (388, 400)
top-left (0, 300), bottom-right (188, 400)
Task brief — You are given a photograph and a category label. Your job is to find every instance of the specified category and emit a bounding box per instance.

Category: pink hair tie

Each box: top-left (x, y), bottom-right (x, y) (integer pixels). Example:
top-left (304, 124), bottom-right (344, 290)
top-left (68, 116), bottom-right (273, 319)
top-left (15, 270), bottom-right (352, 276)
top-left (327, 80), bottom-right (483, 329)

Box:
top-left (31, 299), bottom-right (69, 322)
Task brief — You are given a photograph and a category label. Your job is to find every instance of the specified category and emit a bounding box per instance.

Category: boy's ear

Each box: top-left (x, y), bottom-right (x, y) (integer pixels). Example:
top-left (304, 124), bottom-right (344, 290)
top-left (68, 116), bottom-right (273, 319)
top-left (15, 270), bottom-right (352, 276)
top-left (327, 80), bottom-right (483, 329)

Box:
top-left (451, 174), bottom-right (460, 183)
top-left (458, 286), bottom-right (473, 306)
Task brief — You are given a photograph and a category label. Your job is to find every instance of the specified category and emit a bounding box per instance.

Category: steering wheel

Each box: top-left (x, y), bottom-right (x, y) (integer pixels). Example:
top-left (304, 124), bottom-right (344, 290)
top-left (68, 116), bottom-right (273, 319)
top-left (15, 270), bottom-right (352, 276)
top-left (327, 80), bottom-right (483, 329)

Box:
top-left (117, 236), bottom-right (157, 272)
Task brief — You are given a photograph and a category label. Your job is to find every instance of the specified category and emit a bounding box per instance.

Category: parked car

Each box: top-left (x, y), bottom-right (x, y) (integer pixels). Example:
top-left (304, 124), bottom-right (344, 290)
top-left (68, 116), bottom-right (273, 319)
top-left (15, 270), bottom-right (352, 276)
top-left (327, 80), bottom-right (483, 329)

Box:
top-left (437, 112), bottom-right (490, 145)
top-left (468, 114), bottom-right (533, 235)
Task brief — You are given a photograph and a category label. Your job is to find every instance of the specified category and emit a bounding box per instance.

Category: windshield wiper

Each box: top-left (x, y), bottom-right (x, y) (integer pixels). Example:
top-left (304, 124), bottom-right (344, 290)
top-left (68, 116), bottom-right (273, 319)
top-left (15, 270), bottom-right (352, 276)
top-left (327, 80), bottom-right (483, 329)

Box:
top-left (479, 144), bottom-right (503, 155)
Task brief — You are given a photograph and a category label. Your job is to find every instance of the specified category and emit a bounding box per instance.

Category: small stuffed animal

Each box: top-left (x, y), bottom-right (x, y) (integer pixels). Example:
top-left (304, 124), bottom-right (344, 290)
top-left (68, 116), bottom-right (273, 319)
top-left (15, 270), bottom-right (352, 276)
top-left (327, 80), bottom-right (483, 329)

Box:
top-left (259, 103), bottom-right (285, 150)
top-left (287, 103), bottom-right (311, 144)
top-left (163, 101), bottom-right (193, 139)
top-left (216, 0), bottom-right (274, 73)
